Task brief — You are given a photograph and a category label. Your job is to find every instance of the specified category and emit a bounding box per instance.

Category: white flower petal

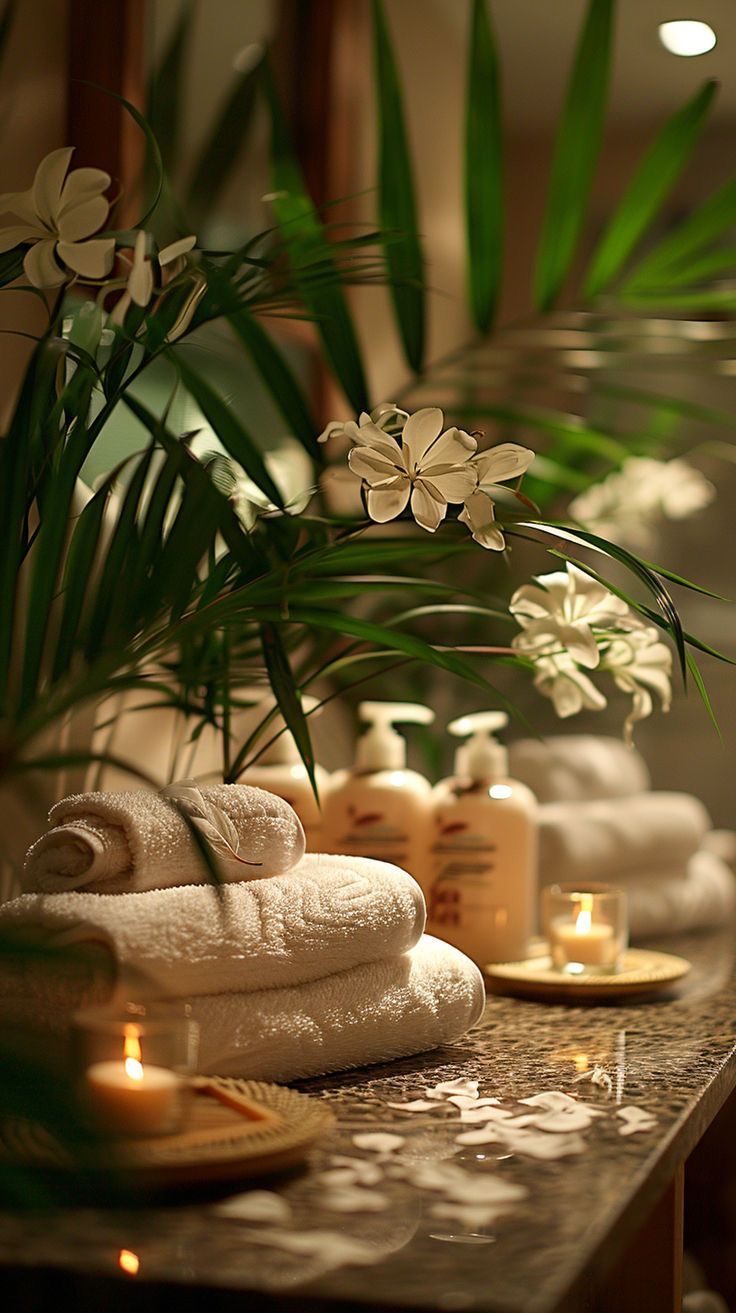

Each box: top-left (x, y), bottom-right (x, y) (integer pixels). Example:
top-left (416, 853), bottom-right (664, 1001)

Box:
top-left (366, 483), bottom-right (410, 523)
top-left (23, 238), bottom-right (65, 287)
top-left (352, 1132), bottom-right (404, 1153)
top-left (402, 407), bottom-right (444, 466)
top-left (0, 224), bottom-right (44, 252)
top-left (424, 464), bottom-right (478, 503)
top-left (32, 147), bottom-right (74, 227)
top-left (423, 426), bottom-right (477, 467)
top-left (58, 166), bottom-right (111, 212)
top-left (476, 443), bottom-right (535, 484)
top-left (411, 480), bottom-right (447, 533)
top-left (159, 234), bottom-right (197, 265)
top-left (128, 231), bottom-right (154, 306)
top-left (0, 187), bottom-right (40, 227)
top-left (57, 237), bottom-right (115, 279)
top-left (459, 491), bottom-right (506, 551)
top-left (57, 195), bottom-right (109, 242)
top-left (348, 445), bottom-right (402, 483)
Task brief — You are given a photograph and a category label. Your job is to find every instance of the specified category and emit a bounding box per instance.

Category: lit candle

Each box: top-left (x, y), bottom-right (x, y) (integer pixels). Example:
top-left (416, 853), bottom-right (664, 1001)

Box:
top-left (550, 894), bottom-right (615, 971)
top-left (86, 1026), bottom-right (181, 1137)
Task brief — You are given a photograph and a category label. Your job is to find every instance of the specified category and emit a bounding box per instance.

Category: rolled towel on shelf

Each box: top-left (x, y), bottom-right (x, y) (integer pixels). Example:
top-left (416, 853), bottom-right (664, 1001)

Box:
top-left (0, 854), bottom-right (426, 999)
top-left (191, 936), bottom-right (485, 1081)
top-left (538, 793), bottom-right (710, 886)
top-left (626, 850), bottom-right (736, 939)
top-left (509, 735), bottom-right (650, 804)
top-left (22, 783), bottom-right (306, 894)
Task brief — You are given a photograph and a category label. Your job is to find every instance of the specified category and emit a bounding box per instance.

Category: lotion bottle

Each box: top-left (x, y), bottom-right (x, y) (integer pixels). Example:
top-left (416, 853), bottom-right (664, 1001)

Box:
top-left (322, 701), bottom-right (434, 885)
top-left (240, 693), bottom-right (330, 851)
top-left (428, 711), bottom-right (537, 965)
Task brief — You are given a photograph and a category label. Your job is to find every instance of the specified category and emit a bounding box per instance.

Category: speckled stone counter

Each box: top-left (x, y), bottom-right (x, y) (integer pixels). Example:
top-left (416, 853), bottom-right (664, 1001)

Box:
top-left (3, 926), bottom-right (736, 1313)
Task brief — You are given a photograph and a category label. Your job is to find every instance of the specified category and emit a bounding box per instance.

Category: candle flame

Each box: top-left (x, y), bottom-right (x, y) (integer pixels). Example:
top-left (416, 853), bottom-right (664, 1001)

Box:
top-left (574, 894), bottom-right (594, 936)
top-left (118, 1248), bottom-right (140, 1275)
top-left (123, 1026), bottom-right (143, 1082)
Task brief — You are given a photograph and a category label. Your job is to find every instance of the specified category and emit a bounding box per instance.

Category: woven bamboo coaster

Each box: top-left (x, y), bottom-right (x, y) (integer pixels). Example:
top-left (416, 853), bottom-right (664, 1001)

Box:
top-left (0, 1077), bottom-right (334, 1189)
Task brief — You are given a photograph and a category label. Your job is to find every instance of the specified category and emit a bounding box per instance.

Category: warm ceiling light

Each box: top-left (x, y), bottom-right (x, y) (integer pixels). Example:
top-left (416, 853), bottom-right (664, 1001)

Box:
top-left (658, 20), bottom-right (717, 57)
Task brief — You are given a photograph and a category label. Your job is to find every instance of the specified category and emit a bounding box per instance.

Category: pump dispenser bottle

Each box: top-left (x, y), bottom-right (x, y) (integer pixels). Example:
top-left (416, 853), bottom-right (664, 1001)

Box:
top-left (323, 702), bottom-right (434, 884)
top-left (240, 694), bottom-right (329, 851)
top-left (428, 712), bottom-right (537, 965)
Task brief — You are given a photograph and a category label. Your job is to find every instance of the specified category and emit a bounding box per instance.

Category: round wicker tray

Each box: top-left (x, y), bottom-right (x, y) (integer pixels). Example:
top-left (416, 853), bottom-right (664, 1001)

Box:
top-left (0, 1077), bottom-right (334, 1190)
top-left (484, 947), bottom-right (691, 1003)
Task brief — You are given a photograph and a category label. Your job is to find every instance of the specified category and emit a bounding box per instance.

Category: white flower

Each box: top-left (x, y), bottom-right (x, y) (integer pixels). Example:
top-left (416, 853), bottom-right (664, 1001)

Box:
top-left (510, 563), bottom-right (631, 669)
top-left (109, 231), bottom-right (197, 326)
top-left (569, 457), bottom-right (714, 551)
top-left (0, 147), bottom-right (115, 287)
top-left (459, 443), bottom-right (536, 550)
top-left (529, 651), bottom-right (608, 719)
top-left (602, 627), bottom-right (672, 744)
top-left (318, 403), bottom-right (407, 445)
top-left (346, 406), bottom-right (478, 533)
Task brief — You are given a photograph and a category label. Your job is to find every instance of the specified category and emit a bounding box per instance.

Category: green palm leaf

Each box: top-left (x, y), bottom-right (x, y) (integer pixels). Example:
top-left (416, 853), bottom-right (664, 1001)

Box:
top-left (534, 0), bottom-right (614, 311)
top-left (260, 59), bottom-right (369, 412)
top-left (623, 176), bottom-right (736, 291)
top-left (227, 308), bottom-right (319, 457)
top-left (185, 45), bottom-right (263, 224)
top-left (372, 0), bottom-right (425, 372)
top-left (464, 0), bottom-right (502, 333)
top-left (584, 79), bottom-right (718, 299)
top-left (260, 621), bottom-right (317, 794)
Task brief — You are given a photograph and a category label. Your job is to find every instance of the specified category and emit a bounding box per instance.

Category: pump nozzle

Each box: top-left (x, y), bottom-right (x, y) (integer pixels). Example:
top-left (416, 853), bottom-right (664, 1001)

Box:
top-left (448, 710), bottom-right (509, 780)
top-left (356, 701), bottom-right (435, 771)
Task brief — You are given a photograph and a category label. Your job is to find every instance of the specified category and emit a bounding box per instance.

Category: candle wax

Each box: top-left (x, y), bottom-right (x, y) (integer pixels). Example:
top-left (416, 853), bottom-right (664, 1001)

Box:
top-left (550, 917), bottom-right (615, 968)
top-left (86, 1060), bottom-right (181, 1137)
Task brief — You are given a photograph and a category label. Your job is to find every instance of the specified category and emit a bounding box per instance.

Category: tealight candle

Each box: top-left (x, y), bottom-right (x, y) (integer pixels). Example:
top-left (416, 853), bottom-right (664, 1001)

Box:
top-left (86, 1026), bottom-right (182, 1137)
top-left (542, 884), bottom-right (627, 976)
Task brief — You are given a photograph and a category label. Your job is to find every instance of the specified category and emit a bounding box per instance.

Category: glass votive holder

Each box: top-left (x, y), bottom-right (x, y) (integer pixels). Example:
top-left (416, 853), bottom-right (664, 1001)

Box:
top-left (542, 883), bottom-right (628, 976)
top-left (71, 1001), bottom-right (199, 1139)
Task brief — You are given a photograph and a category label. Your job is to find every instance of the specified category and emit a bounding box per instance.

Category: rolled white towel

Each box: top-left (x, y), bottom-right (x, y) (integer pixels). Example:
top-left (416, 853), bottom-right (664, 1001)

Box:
top-left (22, 783), bottom-right (306, 894)
top-left (509, 735), bottom-right (650, 804)
top-left (539, 793), bottom-right (710, 885)
top-left (626, 851), bottom-right (736, 939)
top-left (192, 936), bottom-right (486, 1081)
top-left (0, 853), bottom-right (426, 998)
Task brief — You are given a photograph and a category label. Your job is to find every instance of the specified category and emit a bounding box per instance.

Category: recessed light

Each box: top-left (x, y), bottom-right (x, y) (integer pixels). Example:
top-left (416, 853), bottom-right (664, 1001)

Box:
top-left (658, 20), bottom-right (717, 57)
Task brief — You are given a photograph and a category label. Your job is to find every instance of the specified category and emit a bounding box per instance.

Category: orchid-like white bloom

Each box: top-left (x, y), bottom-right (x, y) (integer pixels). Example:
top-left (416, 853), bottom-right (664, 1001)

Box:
top-left (510, 563), bottom-right (631, 669)
top-left (0, 147), bottom-right (115, 287)
top-left (317, 403), bottom-right (408, 445)
top-left (346, 406), bottom-right (479, 533)
top-left (511, 563), bottom-right (673, 740)
top-left (602, 627), bottom-right (672, 744)
top-left (530, 651), bottom-right (608, 719)
top-left (569, 457), bottom-right (714, 551)
top-left (110, 231), bottom-right (197, 327)
top-left (459, 442), bottom-right (536, 549)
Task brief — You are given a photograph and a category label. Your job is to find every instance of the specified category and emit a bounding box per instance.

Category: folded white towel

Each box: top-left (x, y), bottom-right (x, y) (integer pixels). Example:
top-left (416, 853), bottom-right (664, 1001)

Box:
top-left (539, 793), bottom-right (710, 885)
top-left (509, 735), bottom-right (650, 804)
top-left (22, 784), bottom-right (306, 894)
top-left (191, 936), bottom-right (485, 1081)
top-left (626, 851), bottom-right (736, 939)
top-left (0, 854), bottom-right (425, 998)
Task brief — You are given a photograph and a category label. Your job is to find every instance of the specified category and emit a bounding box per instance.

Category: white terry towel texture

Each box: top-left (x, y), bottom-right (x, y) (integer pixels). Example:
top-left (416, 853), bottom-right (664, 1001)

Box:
top-left (538, 792), bottom-right (710, 885)
top-left (0, 854), bottom-right (426, 998)
top-left (23, 784), bottom-right (306, 894)
top-left (191, 936), bottom-right (486, 1081)
top-left (625, 851), bottom-right (736, 939)
top-left (509, 735), bottom-right (651, 804)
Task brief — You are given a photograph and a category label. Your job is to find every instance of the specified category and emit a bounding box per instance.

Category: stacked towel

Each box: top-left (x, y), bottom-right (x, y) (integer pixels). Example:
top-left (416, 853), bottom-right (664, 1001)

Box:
top-left (1, 853), bottom-right (427, 998)
top-left (23, 784), bottom-right (306, 893)
top-left (516, 735), bottom-right (736, 939)
top-left (538, 793), bottom-right (710, 885)
top-left (509, 735), bottom-right (650, 803)
top-left (2, 785), bottom-right (485, 1081)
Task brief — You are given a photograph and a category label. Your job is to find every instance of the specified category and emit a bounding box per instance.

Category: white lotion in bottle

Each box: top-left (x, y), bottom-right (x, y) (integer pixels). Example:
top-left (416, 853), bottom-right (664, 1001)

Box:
top-left (323, 701), bottom-right (434, 884)
top-left (428, 711), bottom-right (537, 965)
top-left (240, 693), bottom-right (329, 851)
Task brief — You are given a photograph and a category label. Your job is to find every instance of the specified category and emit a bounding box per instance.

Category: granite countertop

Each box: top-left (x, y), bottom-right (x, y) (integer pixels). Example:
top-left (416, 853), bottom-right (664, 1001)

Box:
top-left (3, 926), bottom-right (736, 1313)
